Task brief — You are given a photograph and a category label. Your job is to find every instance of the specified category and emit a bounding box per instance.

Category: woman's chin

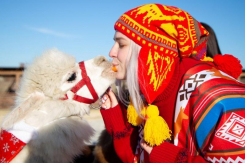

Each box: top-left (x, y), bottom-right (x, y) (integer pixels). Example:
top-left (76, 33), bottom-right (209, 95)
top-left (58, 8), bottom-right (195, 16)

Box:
top-left (116, 73), bottom-right (126, 80)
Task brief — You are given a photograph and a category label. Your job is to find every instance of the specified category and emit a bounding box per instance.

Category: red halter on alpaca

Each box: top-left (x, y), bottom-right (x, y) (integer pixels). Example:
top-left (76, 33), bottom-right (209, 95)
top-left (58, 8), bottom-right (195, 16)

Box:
top-left (63, 61), bottom-right (99, 104)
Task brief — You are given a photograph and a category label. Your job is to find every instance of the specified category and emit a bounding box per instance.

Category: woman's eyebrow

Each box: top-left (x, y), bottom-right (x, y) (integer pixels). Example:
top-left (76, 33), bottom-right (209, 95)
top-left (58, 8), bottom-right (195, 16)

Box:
top-left (113, 37), bottom-right (126, 41)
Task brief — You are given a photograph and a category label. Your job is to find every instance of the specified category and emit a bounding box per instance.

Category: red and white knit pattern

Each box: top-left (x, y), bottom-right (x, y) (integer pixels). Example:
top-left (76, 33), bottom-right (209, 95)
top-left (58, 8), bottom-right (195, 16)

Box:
top-left (0, 130), bottom-right (26, 163)
top-left (0, 121), bottom-right (37, 162)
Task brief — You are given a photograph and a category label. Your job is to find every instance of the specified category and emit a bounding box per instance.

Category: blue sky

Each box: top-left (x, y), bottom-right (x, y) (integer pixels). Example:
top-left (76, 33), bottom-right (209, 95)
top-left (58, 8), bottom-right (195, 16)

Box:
top-left (1, 0), bottom-right (245, 68)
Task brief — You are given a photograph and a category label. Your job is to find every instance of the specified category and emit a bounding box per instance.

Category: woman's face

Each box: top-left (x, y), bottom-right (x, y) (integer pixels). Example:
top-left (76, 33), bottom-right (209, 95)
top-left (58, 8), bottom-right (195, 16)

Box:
top-left (109, 31), bottom-right (131, 80)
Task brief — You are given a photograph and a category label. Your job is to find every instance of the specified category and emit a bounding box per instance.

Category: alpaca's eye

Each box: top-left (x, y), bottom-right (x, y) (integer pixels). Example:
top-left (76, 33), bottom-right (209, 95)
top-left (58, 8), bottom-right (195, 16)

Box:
top-left (67, 73), bottom-right (76, 82)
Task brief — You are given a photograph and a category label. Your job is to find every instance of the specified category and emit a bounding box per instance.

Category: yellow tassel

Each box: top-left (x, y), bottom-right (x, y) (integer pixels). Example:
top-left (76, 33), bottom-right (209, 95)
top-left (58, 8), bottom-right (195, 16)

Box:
top-left (144, 105), bottom-right (172, 146)
top-left (127, 100), bottom-right (145, 126)
top-left (126, 99), bottom-right (171, 146)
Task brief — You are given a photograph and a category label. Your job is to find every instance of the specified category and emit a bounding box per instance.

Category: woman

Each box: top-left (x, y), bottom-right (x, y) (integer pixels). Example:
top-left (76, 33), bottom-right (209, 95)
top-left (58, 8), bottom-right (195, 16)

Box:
top-left (100, 3), bottom-right (245, 163)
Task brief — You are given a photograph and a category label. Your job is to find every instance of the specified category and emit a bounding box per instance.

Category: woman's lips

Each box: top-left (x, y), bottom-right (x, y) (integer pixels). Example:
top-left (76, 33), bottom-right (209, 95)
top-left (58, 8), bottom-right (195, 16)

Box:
top-left (112, 63), bottom-right (118, 66)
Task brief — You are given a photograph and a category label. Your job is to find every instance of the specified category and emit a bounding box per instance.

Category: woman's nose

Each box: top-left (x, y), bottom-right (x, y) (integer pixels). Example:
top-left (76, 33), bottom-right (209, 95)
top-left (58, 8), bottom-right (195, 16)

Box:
top-left (109, 44), bottom-right (117, 58)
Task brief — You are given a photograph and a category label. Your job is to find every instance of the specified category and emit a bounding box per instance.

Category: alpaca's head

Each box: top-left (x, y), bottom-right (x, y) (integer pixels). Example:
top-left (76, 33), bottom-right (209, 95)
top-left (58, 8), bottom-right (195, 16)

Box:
top-left (16, 49), bottom-right (116, 105)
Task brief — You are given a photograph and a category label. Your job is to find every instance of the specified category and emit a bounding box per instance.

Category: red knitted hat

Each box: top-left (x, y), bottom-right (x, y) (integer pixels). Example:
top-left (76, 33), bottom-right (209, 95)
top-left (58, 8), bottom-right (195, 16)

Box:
top-left (114, 4), bottom-right (210, 103)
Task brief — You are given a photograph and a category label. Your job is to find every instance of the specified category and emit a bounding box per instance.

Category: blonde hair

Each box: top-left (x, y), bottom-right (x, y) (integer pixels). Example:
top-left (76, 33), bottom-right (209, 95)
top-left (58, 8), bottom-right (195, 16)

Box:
top-left (116, 40), bottom-right (145, 117)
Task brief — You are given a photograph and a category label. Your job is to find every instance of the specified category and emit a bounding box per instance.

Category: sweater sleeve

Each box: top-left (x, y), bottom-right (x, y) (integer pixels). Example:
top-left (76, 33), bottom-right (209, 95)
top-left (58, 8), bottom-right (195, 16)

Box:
top-left (100, 103), bottom-right (138, 163)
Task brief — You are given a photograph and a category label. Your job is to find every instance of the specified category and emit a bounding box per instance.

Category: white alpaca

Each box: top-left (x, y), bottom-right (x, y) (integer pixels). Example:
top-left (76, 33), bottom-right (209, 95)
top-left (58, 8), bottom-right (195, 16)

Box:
top-left (0, 49), bottom-right (116, 163)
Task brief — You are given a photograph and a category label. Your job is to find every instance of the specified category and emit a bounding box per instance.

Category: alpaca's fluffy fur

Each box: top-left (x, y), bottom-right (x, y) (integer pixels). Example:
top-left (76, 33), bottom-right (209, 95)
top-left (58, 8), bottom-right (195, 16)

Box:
top-left (1, 49), bottom-right (115, 163)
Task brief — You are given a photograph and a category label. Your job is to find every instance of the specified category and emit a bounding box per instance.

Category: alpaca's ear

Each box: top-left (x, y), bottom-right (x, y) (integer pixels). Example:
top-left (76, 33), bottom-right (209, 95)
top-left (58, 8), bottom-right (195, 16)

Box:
top-left (1, 92), bottom-right (45, 130)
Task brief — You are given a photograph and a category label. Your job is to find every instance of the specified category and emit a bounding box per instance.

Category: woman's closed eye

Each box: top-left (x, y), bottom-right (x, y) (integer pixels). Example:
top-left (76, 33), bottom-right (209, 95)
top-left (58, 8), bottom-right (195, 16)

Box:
top-left (119, 43), bottom-right (125, 48)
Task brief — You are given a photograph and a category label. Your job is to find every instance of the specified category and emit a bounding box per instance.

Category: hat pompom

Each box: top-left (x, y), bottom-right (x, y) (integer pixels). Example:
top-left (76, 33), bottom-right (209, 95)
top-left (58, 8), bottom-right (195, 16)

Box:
top-left (213, 54), bottom-right (243, 79)
top-left (144, 105), bottom-right (171, 146)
